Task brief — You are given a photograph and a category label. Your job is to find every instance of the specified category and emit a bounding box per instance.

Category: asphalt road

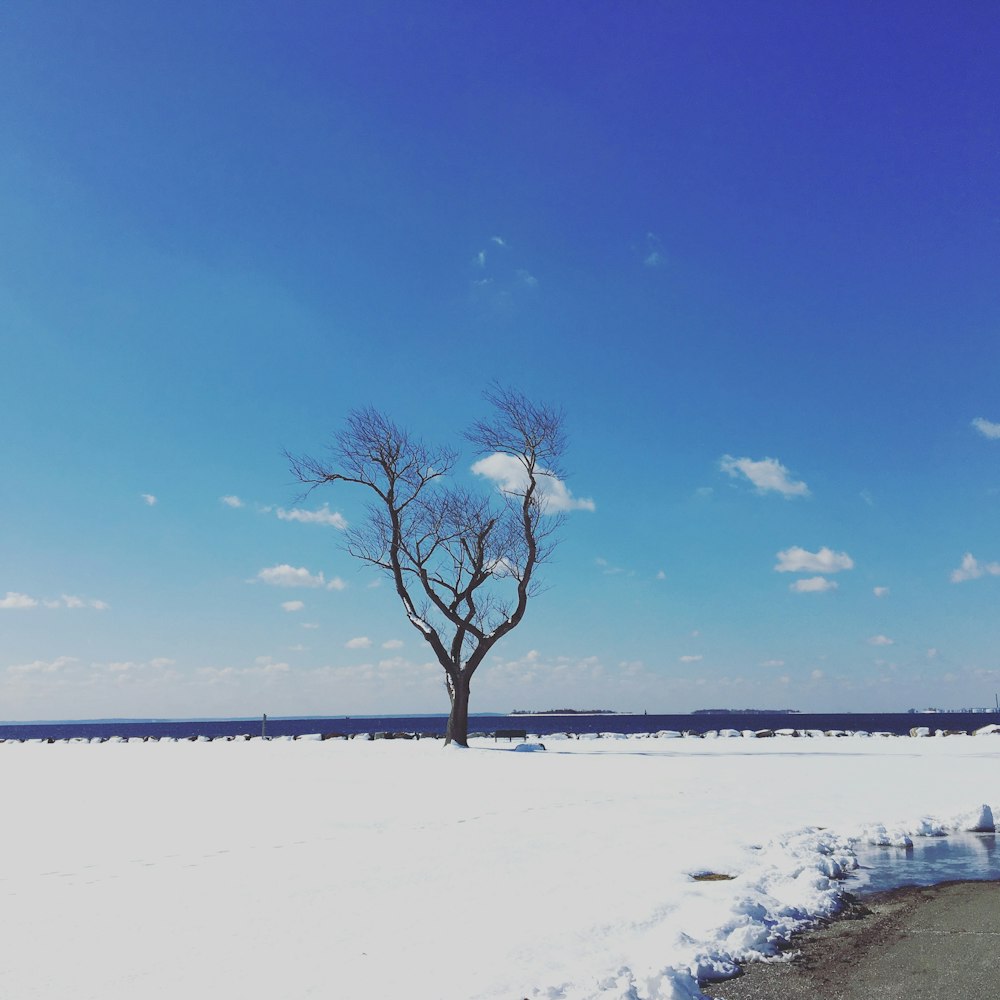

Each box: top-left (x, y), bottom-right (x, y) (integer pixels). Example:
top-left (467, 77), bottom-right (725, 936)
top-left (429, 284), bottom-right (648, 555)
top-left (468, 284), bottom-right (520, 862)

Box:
top-left (706, 881), bottom-right (1000, 1000)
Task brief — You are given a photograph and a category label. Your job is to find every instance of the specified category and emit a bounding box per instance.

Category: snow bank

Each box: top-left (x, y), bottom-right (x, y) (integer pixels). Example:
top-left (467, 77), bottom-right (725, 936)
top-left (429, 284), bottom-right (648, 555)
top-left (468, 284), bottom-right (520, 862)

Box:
top-left (0, 735), bottom-right (997, 999)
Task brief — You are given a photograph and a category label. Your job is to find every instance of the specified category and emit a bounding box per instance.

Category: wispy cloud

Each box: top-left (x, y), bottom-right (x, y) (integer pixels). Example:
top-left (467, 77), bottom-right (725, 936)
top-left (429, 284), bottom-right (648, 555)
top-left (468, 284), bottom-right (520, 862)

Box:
top-left (220, 495), bottom-right (245, 508)
top-left (679, 654), bottom-right (703, 663)
top-left (472, 453), bottom-right (595, 512)
top-left (468, 237), bottom-right (540, 310)
top-left (327, 577), bottom-right (347, 591)
top-left (381, 639), bottom-right (404, 650)
top-left (950, 552), bottom-right (1000, 583)
top-left (721, 455), bottom-right (810, 497)
top-left (141, 493), bottom-right (157, 506)
top-left (281, 600), bottom-right (304, 612)
top-left (254, 564), bottom-right (327, 588)
top-left (643, 231), bottom-right (665, 268)
top-left (345, 636), bottom-right (372, 650)
top-left (656, 570), bottom-right (667, 581)
top-left (3, 592), bottom-right (108, 610)
top-left (595, 557), bottom-right (626, 576)
top-left (971, 417), bottom-right (1000, 440)
top-left (276, 505), bottom-right (348, 529)
top-left (790, 576), bottom-right (838, 593)
top-left (868, 634), bottom-right (894, 646)
top-left (59, 595), bottom-right (110, 610)
top-left (873, 586), bottom-right (890, 598)
top-left (760, 659), bottom-right (785, 668)
top-left (775, 546), bottom-right (854, 573)
top-left (7, 655), bottom-right (78, 674)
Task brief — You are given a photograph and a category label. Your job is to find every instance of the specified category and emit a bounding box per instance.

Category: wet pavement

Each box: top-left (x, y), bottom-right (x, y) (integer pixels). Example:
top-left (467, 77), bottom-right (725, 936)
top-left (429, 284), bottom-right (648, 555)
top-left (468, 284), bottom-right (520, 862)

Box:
top-left (707, 881), bottom-right (1000, 999)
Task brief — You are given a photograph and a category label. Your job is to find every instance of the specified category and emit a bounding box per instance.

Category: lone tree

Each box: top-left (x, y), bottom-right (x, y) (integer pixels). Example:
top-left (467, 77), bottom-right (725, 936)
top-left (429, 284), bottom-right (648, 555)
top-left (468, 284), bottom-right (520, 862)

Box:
top-left (286, 387), bottom-right (570, 746)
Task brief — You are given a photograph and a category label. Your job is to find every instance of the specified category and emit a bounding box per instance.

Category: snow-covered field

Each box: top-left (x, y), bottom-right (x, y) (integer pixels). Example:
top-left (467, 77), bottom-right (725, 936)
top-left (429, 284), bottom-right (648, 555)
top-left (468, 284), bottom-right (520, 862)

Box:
top-left (2, 733), bottom-right (998, 1000)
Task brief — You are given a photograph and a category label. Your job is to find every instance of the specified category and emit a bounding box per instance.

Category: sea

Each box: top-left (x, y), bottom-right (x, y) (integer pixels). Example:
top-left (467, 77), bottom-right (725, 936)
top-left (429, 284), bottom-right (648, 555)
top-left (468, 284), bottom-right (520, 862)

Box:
top-left (1, 710), bottom-right (997, 742)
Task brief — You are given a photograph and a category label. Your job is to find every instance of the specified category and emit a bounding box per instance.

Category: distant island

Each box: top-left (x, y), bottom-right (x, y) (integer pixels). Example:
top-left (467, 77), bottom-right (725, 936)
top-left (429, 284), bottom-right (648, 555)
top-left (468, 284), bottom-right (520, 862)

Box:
top-left (691, 708), bottom-right (801, 715)
top-left (511, 708), bottom-right (620, 716)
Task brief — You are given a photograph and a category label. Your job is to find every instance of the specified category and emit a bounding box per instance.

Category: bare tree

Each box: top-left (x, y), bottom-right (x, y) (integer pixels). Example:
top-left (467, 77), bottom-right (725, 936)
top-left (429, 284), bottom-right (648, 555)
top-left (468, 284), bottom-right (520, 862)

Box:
top-left (286, 387), bottom-right (568, 746)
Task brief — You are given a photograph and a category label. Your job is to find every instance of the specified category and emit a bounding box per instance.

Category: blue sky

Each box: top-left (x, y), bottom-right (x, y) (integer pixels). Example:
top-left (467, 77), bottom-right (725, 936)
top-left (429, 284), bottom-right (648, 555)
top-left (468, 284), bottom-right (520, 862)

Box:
top-left (3, 2), bottom-right (1000, 719)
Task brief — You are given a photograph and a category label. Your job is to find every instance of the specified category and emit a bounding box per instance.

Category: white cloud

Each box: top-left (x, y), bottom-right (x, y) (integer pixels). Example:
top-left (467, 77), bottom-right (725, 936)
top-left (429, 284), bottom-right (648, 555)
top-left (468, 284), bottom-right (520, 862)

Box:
top-left (868, 634), bottom-right (894, 646)
top-left (951, 552), bottom-right (1000, 583)
top-left (643, 232), bottom-right (664, 268)
top-left (972, 417), bottom-right (1000, 440)
top-left (720, 455), bottom-right (809, 497)
top-left (345, 636), bottom-right (372, 649)
top-left (276, 505), bottom-right (348, 529)
top-left (254, 564), bottom-right (327, 588)
top-left (679, 655), bottom-right (703, 664)
top-left (789, 576), bottom-right (838, 593)
top-left (775, 546), bottom-right (854, 574)
top-left (595, 557), bottom-right (625, 576)
top-left (810, 669), bottom-right (824, 680)
top-left (7, 655), bottom-right (77, 675)
top-left (61, 595), bottom-right (108, 610)
top-left (281, 600), bottom-right (304, 612)
top-left (927, 648), bottom-right (939, 659)
top-left (301, 622), bottom-right (320, 630)
top-left (474, 250), bottom-right (486, 267)
top-left (252, 656), bottom-right (290, 674)
top-left (873, 586), bottom-right (890, 598)
top-left (106, 657), bottom-right (173, 674)
top-left (220, 495), bottom-right (245, 508)
top-left (327, 577), bottom-right (347, 591)
top-left (141, 493), bottom-right (157, 506)
top-left (516, 268), bottom-right (538, 288)
top-left (472, 452), bottom-right (595, 513)
top-left (0, 592), bottom-right (38, 609)
top-left (760, 659), bottom-right (785, 668)
top-left (656, 570), bottom-right (667, 581)
top-left (490, 236), bottom-right (507, 247)
top-left (4, 592), bottom-right (108, 610)
top-left (381, 639), bottom-right (404, 650)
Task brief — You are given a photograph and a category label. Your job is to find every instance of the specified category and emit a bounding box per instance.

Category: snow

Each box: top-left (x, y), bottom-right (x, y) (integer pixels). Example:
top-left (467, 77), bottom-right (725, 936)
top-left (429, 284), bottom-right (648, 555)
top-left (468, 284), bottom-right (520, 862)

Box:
top-left (1, 734), bottom-right (998, 999)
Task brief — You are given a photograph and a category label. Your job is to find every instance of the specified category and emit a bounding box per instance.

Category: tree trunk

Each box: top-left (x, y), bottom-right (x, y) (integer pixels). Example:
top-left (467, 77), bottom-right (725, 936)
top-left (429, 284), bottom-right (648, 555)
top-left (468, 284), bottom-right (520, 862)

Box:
top-left (445, 672), bottom-right (471, 747)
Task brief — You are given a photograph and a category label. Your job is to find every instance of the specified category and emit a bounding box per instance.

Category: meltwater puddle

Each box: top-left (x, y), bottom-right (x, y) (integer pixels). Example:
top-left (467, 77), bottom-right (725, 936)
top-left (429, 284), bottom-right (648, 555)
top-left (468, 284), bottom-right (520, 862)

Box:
top-left (851, 832), bottom-right (1000, 895)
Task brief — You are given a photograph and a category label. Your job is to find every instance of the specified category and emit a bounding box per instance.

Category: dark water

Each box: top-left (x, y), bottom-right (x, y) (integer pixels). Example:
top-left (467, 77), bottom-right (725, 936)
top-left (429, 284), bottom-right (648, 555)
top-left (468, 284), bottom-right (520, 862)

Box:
top-left (0, 710), bottom-right (997, 741)
top-left (853, 833), bottom-right (1000, 894)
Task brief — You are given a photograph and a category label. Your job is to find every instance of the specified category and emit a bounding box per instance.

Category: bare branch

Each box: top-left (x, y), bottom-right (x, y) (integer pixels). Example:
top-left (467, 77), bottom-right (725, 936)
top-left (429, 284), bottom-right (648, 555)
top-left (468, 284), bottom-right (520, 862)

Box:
top-left (285, 389), bottom-right (573, 746)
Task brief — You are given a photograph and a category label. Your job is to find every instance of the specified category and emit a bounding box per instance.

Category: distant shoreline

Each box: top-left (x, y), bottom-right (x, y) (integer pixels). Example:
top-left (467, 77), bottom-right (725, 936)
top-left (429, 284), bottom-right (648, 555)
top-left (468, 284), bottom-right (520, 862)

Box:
top-left (2, 710), bottom-right (1000, 741)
